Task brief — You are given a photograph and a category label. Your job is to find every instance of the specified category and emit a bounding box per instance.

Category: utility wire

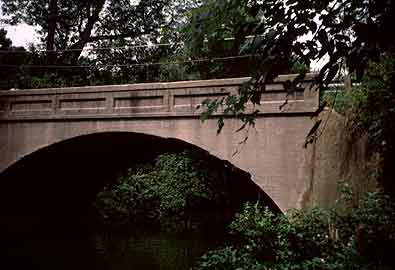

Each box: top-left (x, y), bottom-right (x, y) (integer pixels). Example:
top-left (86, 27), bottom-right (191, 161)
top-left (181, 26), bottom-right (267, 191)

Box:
top-left (0, 35), bottom-right (262, 54)
top-left (0, 54), bottom-right (256, 69)
top-left (0, 42), bottom-right (175, 54)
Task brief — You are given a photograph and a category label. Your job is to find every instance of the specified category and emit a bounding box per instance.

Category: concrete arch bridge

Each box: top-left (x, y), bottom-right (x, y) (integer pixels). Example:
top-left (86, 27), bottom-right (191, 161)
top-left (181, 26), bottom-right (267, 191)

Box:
top-left (0, 75), bottom-right (319, 212)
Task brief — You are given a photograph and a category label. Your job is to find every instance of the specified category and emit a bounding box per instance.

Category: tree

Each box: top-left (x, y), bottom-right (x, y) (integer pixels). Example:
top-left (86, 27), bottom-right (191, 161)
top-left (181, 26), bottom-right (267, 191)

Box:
top-left (0, 0), bottom-right (196, 65)
top-left (188, 0), bottom-right (394, 84)
top-left (0, 28), bottom-right (12, 50)
top-left (0, 28), bottom-right (29, 89)
top-left (186, 0), bottom-right (394, 121)
top-left (1, 0), bottom-right (202, 85)
top-left (90, 0), bottom-right (200, 83)
top-left (185, 0), bottom-right (300, 79)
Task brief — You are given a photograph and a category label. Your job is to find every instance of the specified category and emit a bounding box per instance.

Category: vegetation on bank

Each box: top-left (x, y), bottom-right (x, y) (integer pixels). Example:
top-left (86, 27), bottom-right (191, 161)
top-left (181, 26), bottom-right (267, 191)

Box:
top-left (197, 187), bottom-right (395, 270)
top-left (94, 151), bottom-right (255, 233)
top-left (320, 55), bottom-right (395, 192)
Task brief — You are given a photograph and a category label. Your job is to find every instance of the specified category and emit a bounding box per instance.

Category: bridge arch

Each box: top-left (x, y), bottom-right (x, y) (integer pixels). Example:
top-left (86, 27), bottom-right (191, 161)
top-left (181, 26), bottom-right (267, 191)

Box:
top-left (0, 131), bottom-right (280, 236)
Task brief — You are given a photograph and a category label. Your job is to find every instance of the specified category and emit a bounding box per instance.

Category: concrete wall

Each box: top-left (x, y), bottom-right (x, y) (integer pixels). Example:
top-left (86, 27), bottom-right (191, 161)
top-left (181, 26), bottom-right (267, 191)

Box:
top-left (0, 76), bottom-right (319, 211)
top-left (302, 109), bottom-right (377, 208)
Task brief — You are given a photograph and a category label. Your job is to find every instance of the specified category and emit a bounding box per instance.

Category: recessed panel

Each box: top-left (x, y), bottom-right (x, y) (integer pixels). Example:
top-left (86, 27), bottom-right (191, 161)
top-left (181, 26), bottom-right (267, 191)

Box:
top-left (114, 96), bottom-right (163, 108)
top-left (11, 100), bottom-right (52, 111)
top-left (0, 101), bottom-right (6, 111)
top-left (261, 90), bottom-right (305, 103)
top-left (59, 98), bottom-right (106, 110)
top-left (174, 93), bottom-right (229, 107)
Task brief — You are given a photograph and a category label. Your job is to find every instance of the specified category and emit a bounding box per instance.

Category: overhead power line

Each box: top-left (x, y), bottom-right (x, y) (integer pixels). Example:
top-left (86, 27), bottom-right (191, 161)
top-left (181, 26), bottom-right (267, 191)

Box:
top-left (0, 54), bottom-right (256, 69)
top-left (0, 35), bottom-right (263, 54)
top-left (0, 42), bottom-right (175, 54)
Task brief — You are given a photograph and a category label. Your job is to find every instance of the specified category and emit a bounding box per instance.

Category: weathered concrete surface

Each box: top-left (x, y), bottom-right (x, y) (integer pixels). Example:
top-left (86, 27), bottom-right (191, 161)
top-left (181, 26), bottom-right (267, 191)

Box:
top-left (303, 109), bottom-right (377, 208)
top-left (0, 75), bottom-right (319, 211)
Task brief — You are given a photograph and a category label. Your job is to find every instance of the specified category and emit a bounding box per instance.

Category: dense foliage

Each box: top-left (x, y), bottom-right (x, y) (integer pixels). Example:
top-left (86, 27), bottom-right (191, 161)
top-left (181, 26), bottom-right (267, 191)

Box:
top-left (189, 0), bottom-right (394, 103)
top-left (95, 151), bottom-right (233, 231)
top-left (197, 188), bottom-right (395, 270)
top-left (1, 0), bottom-right (194, 63)
top-left (0, 28), bottom-right (29, 89)
top-left (0, 0), bottom-right (202, 88)
top-left (319, 55), bottom-right (395, 192)
top-left (345, 57), bottom-right (395, 192)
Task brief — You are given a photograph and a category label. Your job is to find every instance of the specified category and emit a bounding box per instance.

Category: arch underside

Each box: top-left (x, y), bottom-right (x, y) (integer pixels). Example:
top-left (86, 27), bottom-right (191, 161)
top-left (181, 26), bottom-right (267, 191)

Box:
top-left (0, 132), bottom-right (281, 233)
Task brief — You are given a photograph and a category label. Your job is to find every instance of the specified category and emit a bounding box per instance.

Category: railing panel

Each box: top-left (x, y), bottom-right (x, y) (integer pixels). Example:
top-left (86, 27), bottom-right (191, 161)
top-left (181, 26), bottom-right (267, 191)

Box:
top-left (0, 76), bottom-right (319, 121)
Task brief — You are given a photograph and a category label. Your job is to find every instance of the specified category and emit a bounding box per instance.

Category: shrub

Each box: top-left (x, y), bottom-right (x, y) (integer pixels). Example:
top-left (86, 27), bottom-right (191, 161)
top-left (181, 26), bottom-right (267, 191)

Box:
top-left (95, 151), bottom-right (231, 230)
top-left (197, 190), bottom-right (395, 270)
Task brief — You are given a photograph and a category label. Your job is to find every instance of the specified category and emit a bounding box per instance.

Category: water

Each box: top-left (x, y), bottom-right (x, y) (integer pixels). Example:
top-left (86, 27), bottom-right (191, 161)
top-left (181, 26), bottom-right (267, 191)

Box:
top-left (2, 228), bottom-right (220, 270)
top-left (94, 231), bottom-right (217, 270)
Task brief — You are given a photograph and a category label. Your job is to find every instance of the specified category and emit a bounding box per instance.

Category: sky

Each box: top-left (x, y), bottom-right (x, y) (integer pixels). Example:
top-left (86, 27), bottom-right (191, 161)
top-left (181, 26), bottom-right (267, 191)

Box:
top-left (0, 0), bottom-right (141, 47)
top-left (0, 0), bottom-right (39, 46)
top-left (2, 24), bottom-right (39, 46)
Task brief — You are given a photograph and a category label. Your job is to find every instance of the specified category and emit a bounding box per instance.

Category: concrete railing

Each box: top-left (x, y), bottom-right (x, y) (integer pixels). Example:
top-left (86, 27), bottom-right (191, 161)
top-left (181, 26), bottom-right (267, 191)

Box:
top-left (0, 75), bottom-right (319, 121)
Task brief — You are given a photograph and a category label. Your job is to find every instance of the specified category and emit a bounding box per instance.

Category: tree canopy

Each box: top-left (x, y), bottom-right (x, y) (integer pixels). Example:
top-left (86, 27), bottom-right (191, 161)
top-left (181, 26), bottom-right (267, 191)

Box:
top-left (0, 0), bottom-right (198, 64)
top-left (0, 0), bottom-right (204, 87)
top-left (0, 28), bottom-right (30, 89)
top-left (188, 0), bottom-right (394, 80)
top-left (2, 0), bottom-right (393, 85)
top-left (186, 0), bottom-right (394, 114)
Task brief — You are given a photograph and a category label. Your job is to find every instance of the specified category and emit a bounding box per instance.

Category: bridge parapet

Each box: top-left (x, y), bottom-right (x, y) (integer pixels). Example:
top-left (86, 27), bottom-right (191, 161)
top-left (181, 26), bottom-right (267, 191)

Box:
top-left (0, 75), bottom-right (318, 121)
